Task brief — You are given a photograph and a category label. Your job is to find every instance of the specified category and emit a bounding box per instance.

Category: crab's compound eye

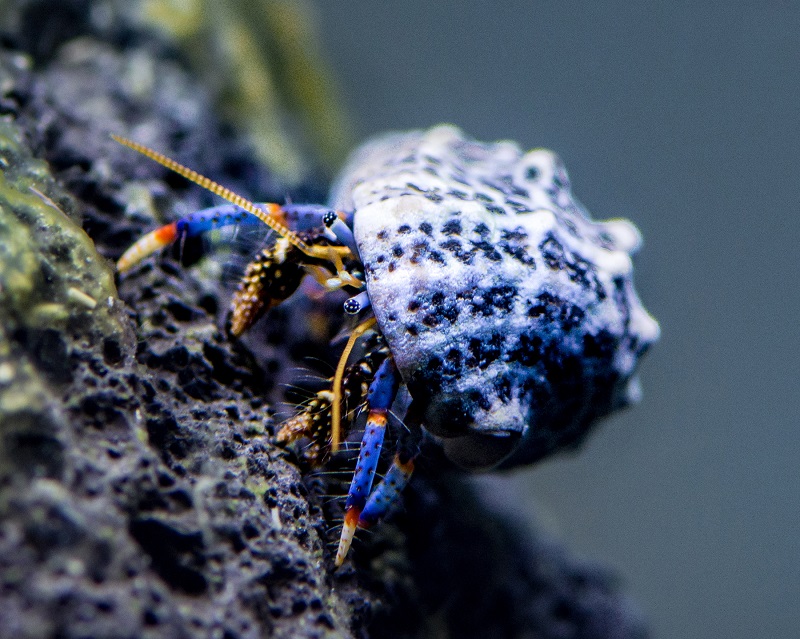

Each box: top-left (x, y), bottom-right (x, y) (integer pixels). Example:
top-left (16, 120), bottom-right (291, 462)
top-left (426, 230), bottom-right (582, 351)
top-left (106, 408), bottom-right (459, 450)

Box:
top-left (322, 211), bottom-right (338, 227)
top-left (343, 291), bottom-right (371, 315)
top-left (515, 149), bottom-right (570, 192)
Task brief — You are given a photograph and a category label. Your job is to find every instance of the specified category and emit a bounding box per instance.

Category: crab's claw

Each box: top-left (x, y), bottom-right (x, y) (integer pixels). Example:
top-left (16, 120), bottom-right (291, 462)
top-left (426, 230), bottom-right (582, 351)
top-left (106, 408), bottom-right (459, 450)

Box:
top-left (335, 506), bottom-right (360, 566)
top-left (334, 452), bottom-right (416, 566)
top-left (117, 222), bottom-right (179, 273)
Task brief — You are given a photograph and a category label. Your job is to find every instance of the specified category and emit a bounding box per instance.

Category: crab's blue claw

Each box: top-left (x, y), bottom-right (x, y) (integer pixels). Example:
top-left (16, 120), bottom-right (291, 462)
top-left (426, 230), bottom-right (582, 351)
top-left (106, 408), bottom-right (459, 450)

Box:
top-left (358, 454), bottom-right (415, 528)
top-left (335, 506), bottom-right (361, 566)
top-left (116, 204), bottom-right (264, 273)
top-left (335, 356), bottom-right (400, 566)
top-left (117, 221), bottom-right (180, 273)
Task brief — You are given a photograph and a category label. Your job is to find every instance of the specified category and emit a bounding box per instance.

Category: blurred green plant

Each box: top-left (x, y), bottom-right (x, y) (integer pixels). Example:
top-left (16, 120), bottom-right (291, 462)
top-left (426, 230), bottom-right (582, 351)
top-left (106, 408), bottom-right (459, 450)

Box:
top-left (142, 0), bottom-right (353, 183)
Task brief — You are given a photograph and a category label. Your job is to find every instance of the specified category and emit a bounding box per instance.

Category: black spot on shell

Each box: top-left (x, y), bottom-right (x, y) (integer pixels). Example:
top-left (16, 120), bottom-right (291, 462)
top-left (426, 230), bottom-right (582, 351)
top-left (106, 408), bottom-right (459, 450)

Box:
top-left (398, 224), bottom-right (412, 234)
top-left (495, 375), bottom-right (512, 402)
top-left (507, 331), bottom-right (543, 366)
top-left (467, 389), bottom-right (492, 411)
top-left (499, 239), bottom-right (536, 266)
top-left (583, 330), bottom-right (616, 361)
top-left (539, 234), bottom-right (566, 270)
top-left (441, 348), bottom-right (463, 380)
top-left (419, 222), bottom-right (433, 236)
top-left (440, 238), bottom-right (475, 265)
top-left (470, 239), bottom-right (502, 262)
top-left (488, 285), bottom-right (517, 312)
top-left (465, 333), bottom-right (503, 369)
top-left (409, 239), bottom-right (431, 264)
top-left (473, 223), bottom-right (490, 237)
top-left (501, 227), bottom-right (527, 242)
top-left (422, 314), bottom-right (439, 327)
top-left (442, 219), bottom-right (462, 235)
top-left (468, 285), bottom-right (517, 316)
top-left (527, 292), bottom-right (585, 331)
top-left (392, 245), bottom-right (404, 257)
top-left (565, 255), bottom-right (592, 288)
top-left (505, 199), bottom-right (532, 214)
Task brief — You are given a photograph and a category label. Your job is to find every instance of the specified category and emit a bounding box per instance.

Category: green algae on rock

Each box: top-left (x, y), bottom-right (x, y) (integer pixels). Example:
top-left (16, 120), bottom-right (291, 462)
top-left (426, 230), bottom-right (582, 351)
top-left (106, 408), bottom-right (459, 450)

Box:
top-left (0, 117), bottom-right (123, 337)
top-left (0, 114), bottom-right (130, 483)
top-left (141, 0), bottom-right (353, 182)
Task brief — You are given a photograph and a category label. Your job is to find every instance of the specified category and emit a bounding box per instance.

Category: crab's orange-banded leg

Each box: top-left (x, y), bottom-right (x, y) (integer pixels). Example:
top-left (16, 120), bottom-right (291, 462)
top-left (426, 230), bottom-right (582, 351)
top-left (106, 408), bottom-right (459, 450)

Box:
top-left (111, 135), bottom-right (319, 255)
top-left (331, 316), bottom-right (377, 452)
top-left (116, 203), bottom-right (265, 273)
top-left (335, 354), bottom-right (401, 566)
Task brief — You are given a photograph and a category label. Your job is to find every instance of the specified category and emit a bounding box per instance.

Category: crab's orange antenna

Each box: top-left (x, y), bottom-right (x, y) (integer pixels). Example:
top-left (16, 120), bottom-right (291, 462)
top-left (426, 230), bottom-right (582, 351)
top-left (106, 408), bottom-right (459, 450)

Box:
top-left (331, 316), bottom-right (376, 452)
top-left (111, 134), bottom-right (313, 256)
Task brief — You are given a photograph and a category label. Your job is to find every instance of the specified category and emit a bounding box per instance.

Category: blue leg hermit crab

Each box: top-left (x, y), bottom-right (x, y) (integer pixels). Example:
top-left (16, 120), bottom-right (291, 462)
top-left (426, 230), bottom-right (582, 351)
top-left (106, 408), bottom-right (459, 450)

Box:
top-left (114, 125), bottom-right (659, 566)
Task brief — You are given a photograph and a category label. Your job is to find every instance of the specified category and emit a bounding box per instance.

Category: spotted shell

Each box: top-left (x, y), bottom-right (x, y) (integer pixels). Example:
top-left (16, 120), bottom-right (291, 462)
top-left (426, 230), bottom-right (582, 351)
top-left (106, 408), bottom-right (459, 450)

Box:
top-left (330, 125), bottom-right (659, 470)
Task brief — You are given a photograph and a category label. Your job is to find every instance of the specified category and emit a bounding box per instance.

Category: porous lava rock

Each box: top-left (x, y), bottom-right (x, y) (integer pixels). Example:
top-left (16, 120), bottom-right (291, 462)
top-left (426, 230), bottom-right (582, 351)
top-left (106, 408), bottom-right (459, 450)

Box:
top-left (0, 2), bottom-right (649, 638)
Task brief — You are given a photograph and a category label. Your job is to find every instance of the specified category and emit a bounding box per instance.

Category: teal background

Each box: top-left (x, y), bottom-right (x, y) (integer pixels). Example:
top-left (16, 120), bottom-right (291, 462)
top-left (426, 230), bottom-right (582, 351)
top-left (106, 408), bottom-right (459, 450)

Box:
top-left (310, 2), bottom-right (800, 637)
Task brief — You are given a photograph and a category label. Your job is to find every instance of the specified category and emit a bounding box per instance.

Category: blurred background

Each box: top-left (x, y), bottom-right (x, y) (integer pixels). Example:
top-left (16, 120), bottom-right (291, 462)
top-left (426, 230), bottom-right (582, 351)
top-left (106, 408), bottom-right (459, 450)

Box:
top-left (306, 1), bottom-right (799, 638)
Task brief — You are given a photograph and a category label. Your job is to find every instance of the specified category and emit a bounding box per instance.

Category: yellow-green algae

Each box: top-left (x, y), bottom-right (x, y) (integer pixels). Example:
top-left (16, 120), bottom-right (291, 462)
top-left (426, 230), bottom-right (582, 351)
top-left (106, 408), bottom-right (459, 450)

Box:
top-left (142, 0), bottom-right (353, 183)
top-left (0, 116), bottom-right (125, 438)
top-left (0, 117), bottom-right (121, 334)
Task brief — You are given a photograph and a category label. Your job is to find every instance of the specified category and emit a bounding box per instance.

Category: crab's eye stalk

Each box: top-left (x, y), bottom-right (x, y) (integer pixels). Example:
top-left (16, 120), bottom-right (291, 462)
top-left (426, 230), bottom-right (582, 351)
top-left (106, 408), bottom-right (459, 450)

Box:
top-left (343, 291), bottom-right (371, 315)
top-left (323, 209), bottom-right (359, 257)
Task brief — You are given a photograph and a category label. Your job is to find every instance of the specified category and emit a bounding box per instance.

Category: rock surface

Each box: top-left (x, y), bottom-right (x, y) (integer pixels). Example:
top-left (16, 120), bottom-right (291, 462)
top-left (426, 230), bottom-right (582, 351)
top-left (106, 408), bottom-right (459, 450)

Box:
top-left (0, 2), bottom-right (649, 637)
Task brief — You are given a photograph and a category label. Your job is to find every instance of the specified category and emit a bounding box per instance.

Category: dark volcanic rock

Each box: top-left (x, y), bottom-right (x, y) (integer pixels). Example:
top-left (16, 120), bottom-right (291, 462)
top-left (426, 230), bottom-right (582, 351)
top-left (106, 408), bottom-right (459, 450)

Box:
top-left (0, 2), bottom-right (649, 638)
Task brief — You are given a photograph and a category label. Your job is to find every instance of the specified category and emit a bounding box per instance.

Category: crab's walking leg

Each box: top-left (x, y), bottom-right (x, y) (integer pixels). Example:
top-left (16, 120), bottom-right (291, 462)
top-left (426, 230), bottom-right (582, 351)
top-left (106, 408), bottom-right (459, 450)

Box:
top-left (335, 355), bottom-right (401, 566)
top-left (116, 204), bottom-right (266, 272)
top-left (358, 416), bottom-right (422, 529)
top-left (229, 237), bottom-right (309, 336)
top-left (357, 455), bottom-right (414, 528)
top-left (116, 202), bottom-right (342, 273)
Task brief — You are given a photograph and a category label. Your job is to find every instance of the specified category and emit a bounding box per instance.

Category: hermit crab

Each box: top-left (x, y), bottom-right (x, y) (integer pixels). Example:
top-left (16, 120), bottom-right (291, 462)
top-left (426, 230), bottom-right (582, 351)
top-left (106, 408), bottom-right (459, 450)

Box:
top-left (114, 125), bottom-right (659, 566)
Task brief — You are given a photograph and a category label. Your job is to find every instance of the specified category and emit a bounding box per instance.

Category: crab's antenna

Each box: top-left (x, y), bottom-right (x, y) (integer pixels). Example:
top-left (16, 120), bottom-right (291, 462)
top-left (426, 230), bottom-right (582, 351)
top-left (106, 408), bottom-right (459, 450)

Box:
top-left (331, 316), bottom-right (376, 452)
top-left (111, 135), bottom-right (313, 256)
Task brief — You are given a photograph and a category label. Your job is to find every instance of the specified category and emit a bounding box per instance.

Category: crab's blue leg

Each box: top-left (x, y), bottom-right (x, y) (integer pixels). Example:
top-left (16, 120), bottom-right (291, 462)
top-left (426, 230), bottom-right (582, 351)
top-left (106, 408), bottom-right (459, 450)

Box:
top-left (335, 355), bottom-right (401, 566)
top-left (357, 454), bottom-right (415, 528)
top-left (117, 204), bottom-right (262, 272)
top-left (358, 406), bottom-right (423, 529)
top-left (117, 203), bottom-right (339, 273)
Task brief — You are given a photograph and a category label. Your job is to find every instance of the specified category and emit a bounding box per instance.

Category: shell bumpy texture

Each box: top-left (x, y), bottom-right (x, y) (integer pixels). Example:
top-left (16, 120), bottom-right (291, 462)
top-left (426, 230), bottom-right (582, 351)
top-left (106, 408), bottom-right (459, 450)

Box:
top-left (331, 125), bottom-right (660, 470)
